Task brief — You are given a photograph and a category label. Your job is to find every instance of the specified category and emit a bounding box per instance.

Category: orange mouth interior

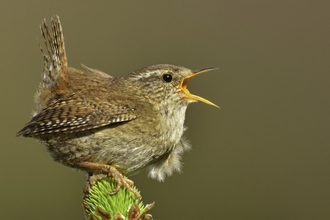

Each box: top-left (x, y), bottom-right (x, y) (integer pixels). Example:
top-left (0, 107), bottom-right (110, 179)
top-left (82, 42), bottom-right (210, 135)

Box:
top-left (180, 67), bottom-right (219, 108)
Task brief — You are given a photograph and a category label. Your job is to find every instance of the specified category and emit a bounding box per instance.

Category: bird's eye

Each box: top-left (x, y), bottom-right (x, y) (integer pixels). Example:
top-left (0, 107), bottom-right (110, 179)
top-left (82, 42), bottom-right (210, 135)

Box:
top-left (162, 74), bottom-right (172, 82)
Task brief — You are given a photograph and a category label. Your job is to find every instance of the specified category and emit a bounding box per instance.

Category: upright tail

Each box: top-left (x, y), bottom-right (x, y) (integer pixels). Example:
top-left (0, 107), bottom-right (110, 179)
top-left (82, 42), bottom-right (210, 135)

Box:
top-left (39, 15), bottom-right (68, 88)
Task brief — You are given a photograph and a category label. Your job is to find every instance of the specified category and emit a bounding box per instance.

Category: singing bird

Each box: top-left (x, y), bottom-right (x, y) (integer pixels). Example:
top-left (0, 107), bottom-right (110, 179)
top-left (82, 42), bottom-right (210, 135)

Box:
top-left (17, 16), bottom-right (218, 198)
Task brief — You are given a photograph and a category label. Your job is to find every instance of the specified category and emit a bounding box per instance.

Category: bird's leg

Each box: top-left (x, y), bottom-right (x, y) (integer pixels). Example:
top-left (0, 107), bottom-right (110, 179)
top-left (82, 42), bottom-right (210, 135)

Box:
top-left (78, 161), bottom-right (141, 200)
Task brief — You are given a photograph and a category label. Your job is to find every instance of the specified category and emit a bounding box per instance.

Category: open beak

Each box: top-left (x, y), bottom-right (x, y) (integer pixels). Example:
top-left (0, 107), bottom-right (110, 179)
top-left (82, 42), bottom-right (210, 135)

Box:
top-left (179, 67), bottom-right (219, 108)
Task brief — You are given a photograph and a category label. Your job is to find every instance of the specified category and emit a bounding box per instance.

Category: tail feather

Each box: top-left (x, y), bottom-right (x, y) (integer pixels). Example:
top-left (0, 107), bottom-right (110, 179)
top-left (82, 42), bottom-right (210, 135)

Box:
top-left (39, 15), bottom-right (67, 88)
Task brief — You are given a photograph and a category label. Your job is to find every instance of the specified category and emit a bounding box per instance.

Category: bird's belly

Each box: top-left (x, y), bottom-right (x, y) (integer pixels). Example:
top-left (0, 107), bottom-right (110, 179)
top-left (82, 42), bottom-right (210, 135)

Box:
top-left (40, 121), bottom-right (182, 174)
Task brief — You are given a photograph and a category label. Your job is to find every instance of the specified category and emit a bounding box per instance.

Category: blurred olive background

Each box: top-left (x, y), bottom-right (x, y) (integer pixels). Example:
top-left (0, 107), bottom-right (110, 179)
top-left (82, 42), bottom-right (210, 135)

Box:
top-left (1, 0), bottom-right (329, 219)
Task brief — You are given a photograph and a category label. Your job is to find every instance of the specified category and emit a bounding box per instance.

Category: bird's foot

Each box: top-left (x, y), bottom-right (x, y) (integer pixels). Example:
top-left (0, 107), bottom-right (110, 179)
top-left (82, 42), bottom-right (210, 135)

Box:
top-left (79, 161), bottom-right (141, 200)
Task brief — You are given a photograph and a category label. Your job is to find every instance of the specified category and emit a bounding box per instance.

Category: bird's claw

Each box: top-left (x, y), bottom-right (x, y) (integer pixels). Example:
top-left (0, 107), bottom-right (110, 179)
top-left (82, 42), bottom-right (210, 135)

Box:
top-left (79, 161), bottom-right (141, 200)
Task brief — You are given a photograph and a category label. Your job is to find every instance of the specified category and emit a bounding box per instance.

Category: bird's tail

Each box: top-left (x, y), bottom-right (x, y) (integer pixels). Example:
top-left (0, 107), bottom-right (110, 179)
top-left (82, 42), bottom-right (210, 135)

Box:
top-left (39, 15), bottom-right (68, 88)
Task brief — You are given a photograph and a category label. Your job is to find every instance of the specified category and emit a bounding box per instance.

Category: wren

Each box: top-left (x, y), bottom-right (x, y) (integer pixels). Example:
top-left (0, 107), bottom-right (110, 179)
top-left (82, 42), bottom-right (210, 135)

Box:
top-left (17, 15), bottom-right (218, 198)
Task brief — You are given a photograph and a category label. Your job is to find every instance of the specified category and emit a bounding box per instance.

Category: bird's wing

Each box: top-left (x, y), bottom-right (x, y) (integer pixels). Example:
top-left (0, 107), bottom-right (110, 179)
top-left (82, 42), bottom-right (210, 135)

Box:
top-left (17, 97), bottom-right (138, 136)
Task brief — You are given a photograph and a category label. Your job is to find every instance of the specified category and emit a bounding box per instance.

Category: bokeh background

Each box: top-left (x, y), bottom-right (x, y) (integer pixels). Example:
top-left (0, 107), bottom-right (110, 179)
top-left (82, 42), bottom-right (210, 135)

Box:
top-left (1, 1), bottom-right (329, 219)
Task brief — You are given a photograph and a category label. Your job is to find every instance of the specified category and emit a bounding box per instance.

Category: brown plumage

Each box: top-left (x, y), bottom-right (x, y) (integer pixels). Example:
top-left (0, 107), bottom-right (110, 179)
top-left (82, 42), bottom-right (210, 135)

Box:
top-left (17, 16), bottom-right (218, 197)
